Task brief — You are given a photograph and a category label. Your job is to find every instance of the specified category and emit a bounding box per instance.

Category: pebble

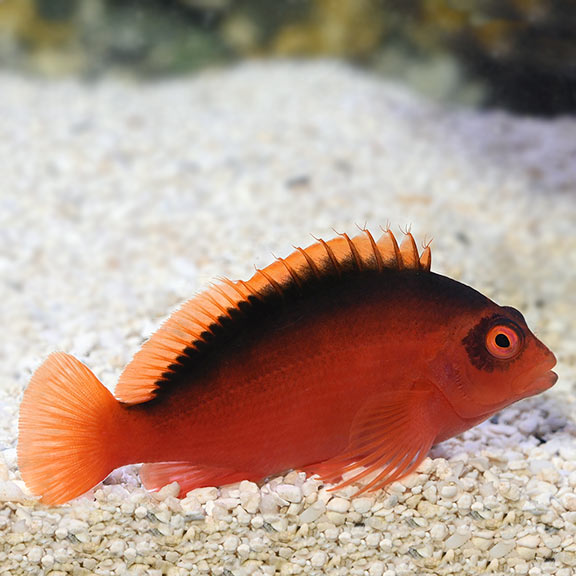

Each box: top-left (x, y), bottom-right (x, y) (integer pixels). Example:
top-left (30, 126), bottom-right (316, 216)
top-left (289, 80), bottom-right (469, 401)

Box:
top-left (275, 484), bottom-right (303, 504)
top-left (471, 536), bottom-right (492, 551)
top-left (0, 481), bottom-right (26, 502)
top-left (352, 497), bottom-right (374, 514)
top-left (109, 539), bottom-right (126, 556)
top-left (236, 543), bottom-right (250, 559)
top-left (561, 493), bottom-right (576, 512)
top-left (299, 501), bottom-right (326, 523)
top-left (543, 535), bottom-right (562, 549)
top-left (444, 527), bottom-right (470, 549)
top-left (489, 541), bottom-right (516, 559)
top-left (222, 535), bottom-right (239, 552)
top-left (326, 497), bottom-right (350, 513)
top-left (457, 493), bottom-right (473, 510)
top-left (156, 481), bottom-right (181, 500)
top-left (134, 506), bottom-right (148, 519)
top-left (440, 485), bottom-right (458, 499)
top-left (429, 523), bottom-right (448, 541)
top-left (27, 547), bottom-right (43, 563)
top-left (422, 485), bottom-right (437, 504)
top-left (191, 487), bottom-right (219, 503)
top-left (417, 500), bottom-right (442, 518)
top-left (366, 533), bottom-right (381, 547)
top-left (517, 546), bottom-right (537, 561)
top-left (41, 554), bottom-right (55, 569)
top-left (310, 550), bottom-right (327, 567)
top-left (517, 535), bottom-right (540, 549)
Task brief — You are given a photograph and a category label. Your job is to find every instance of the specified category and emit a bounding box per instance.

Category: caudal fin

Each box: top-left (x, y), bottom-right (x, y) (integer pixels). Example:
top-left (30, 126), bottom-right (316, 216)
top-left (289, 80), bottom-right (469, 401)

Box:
top-left (18, 352), bottom-right (120, 505)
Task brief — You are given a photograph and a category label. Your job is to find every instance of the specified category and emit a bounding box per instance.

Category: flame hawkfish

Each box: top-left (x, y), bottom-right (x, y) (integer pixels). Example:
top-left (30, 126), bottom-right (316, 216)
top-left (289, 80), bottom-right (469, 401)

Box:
top-left (18, 229), bottom-right (558, 505)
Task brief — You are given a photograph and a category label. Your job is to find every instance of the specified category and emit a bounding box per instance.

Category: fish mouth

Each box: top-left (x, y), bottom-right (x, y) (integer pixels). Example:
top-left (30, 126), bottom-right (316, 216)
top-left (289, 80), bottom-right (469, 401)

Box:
top-left (529, 370), bottom-right (558, 394)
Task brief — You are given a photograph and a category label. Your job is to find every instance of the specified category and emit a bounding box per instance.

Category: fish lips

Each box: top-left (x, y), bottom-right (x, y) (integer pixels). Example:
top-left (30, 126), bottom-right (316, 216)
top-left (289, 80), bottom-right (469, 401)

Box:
top-left (528, 370), bottom-right (558, 395)
top-left (522, 346), bottom-right (558, 396)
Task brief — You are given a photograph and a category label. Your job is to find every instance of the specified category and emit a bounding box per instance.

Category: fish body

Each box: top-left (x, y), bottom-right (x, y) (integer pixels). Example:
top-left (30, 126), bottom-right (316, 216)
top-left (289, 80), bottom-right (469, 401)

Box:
top-left (18, 230), bottom-right (557, 505)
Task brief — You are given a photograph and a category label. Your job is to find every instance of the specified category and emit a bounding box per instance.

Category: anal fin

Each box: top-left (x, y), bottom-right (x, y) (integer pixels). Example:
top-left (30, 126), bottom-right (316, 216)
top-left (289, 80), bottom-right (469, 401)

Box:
top-left (308, 381), bottom-right (442, 495)
top-left (140, 462), bottom-right (251, 496)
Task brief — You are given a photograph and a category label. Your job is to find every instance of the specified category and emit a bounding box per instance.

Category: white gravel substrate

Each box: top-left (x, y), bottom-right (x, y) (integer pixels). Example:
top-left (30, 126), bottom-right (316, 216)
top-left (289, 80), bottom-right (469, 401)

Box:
top-left (1, 61), bottom-right (576, 575)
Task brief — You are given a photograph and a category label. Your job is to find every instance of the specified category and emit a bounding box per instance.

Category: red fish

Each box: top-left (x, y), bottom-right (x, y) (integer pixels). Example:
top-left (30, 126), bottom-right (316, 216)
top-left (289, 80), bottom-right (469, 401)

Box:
top-left (18, 229), bottom-right (557, 505)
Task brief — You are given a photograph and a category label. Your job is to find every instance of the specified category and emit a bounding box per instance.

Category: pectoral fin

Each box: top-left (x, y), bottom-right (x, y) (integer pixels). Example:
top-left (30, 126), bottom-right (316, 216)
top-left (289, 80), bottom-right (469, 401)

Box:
top-left (309, 381), bottom-right (440, 495)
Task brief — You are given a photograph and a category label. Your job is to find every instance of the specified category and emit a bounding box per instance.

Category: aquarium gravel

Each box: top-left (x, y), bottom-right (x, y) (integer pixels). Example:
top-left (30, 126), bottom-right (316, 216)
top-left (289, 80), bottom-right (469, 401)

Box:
top-left (1, 62), bottom-right (576, 575)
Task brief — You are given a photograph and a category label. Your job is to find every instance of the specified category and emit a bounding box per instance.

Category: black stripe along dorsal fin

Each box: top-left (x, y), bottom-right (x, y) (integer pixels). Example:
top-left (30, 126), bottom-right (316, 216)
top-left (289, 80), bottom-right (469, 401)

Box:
top-left (115, 229), bottom-right (432, 404)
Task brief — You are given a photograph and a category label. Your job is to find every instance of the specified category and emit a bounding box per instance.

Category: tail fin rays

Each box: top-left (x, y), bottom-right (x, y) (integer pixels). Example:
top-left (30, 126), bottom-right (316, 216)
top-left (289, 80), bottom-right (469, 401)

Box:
top-left (18, 352), bottom-right (120, 505)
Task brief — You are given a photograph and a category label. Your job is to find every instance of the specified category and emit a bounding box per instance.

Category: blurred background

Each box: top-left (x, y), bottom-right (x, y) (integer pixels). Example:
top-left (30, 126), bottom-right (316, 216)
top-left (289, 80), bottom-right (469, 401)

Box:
top-left (1, 0), bottom-right (576, 116)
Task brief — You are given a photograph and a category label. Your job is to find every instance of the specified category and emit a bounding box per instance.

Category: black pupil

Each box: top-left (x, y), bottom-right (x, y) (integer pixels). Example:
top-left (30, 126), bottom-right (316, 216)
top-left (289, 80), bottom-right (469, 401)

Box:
top-left (495, 333), bottom-right (511, 348)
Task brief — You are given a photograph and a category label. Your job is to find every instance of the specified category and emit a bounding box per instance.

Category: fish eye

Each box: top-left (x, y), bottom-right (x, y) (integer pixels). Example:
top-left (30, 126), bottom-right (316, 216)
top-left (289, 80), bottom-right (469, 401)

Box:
top-left (485, 322), bottom-right (523, 360)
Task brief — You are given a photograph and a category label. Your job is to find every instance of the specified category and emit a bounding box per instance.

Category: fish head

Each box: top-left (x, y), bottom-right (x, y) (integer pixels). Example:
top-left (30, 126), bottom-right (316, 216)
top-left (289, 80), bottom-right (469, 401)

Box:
top-left (436, 304), bottom-right (557, 421)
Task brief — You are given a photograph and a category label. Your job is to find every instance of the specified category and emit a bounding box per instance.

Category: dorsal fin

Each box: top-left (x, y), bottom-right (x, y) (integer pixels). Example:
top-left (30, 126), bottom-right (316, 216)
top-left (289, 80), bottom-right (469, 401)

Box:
top-left (115, 229), bottom-right (431, 404)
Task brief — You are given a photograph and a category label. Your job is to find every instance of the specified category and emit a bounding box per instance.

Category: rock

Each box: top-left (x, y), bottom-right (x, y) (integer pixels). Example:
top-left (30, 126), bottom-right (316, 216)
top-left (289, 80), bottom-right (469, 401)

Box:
top-left (326, 497), bottom-right (350, 513)
top-left (299, 501), bottom-right (326, 523)
top-left (440, 485), bottom-right (458, 499)
top-left (516, 534), bottom-right (540, 548)
top-left (352, 497), bottom-right (374, 514)
top-left (310, 550), bottom-right (327, 567)
top-left (222, 535), bottom-right (239, 552)
top-left (444, 527), bottom-right (470, 549)
top-left (489, 541), bottom-right (515, 559)
top-left (275, 484), bottom-right (303, 504)
top-left (0, 481), bottom-right (26, 502)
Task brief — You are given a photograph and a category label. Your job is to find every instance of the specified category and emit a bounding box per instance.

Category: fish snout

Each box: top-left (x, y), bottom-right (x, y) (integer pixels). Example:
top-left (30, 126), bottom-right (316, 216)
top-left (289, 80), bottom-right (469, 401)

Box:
top-left (528, 343), bottom-right (558, 394)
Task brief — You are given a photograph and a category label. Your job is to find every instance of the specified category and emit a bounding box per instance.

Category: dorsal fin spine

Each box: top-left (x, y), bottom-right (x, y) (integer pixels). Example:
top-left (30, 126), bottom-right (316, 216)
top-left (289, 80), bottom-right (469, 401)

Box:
top-left (362, 229), bottom-right (384, 272)
top-left (277, 257), bottom-right (304, 290)
top-left (318, 238), bottom-right (342, 277)
top-left (296, 246), bottom-right (322, 279)
top-left (147, 350), bottom-right (178, 362)
top-left (222, 278), bottom-right (254, 303)
top-left (205, 291), bottom-right (233, 318)
top-left (339, 232), bottom-right (363, 271)
top-left (171, 314), bottom-right (206, 336)
top-left (169, 315), bottom-right (197, 334)
top-left (389, 230), bottom-right (403, 270)
top-left (238, 279), bottom-right (264, 301)
top-left (419, 245), bottom-right (431, 271)
top-left (162, 330), bottom-right (193, 348)
top-left (195, 305), bottom-right (222, 328)
top-left (377, 229), bottom-right (402, 270)
top-left (254, 267), bottom-right (284, 298)
top-left (212, 282), bottom-right (241, 308)
top-left (399, 232), bottom-right (419, 269)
